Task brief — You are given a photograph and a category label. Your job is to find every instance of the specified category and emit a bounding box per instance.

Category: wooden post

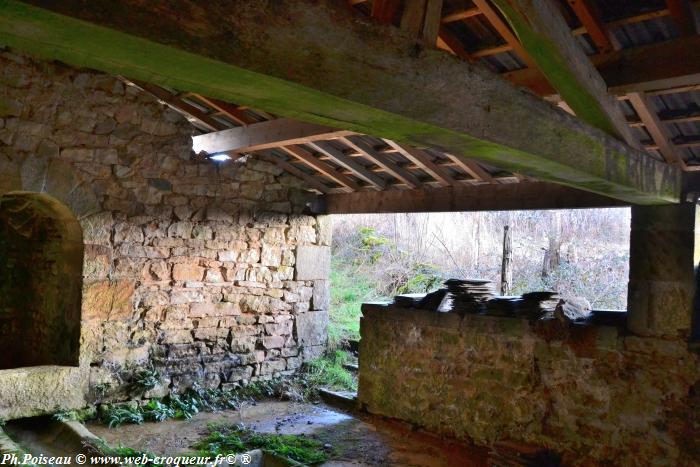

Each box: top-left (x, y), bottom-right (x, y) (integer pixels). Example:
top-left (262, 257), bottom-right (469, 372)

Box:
top-left (500, 225), bottom-right (513, 295)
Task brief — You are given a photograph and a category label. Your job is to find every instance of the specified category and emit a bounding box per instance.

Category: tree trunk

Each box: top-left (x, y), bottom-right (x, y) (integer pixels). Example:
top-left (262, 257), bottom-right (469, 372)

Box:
top-left (500, 225), bottom-right (513, 295)
top-left (541, 212), bottom-right (562, 278)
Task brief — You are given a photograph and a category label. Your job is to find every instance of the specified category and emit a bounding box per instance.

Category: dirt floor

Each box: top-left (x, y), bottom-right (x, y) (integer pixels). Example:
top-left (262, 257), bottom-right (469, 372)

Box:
top-left (88, 400), bottom-right (489, 466)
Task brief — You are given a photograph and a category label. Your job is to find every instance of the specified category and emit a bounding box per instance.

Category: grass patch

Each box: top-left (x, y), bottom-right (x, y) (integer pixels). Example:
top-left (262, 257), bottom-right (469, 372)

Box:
top-left (304, 350), bottom-right (356, 392)
top-left (329, 262), bottom-right (380, 348)
top-left (195, 423), bottom-right (329, 465)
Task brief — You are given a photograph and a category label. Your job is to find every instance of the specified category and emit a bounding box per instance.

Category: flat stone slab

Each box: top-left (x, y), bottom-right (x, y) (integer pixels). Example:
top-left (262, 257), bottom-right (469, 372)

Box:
top-left (295, 245), bottom-right (330, 280)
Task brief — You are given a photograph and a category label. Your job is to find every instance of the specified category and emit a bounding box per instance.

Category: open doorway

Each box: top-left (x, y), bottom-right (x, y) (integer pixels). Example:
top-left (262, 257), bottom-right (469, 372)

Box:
top-left (0, 192), bottom-right (83, 369)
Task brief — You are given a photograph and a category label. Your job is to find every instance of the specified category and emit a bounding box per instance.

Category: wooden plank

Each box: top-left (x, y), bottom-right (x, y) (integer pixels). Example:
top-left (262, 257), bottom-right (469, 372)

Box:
top-left (471, 0), bottom-right (538, 68)
top-left (0, 0), bottom-right (680, 204)
top-left (340, 136), bottom-right (422, 189)
top-left (307, 141), bottom-right (387, 190)
top-left (442, 153), bottom-right (494, 182)
top-left (442, 8), bottom-right (481, 23)
top-left (490, 0), bottom-right (636, 145)
top-left (422, 0), bottom-right (444, 45)
top-left (384, 140), bottom-right (455, 187)
top-left (666, 0), bottom-right (698, 36)
top-left (130, 80), bottom-right (223, 132)
top-left (505, 29), bottom-right (700, 98)
top-left (437, 27), bottom-right (473, 60)
top-left (371, 0), bottom-right (401, 24)
top-left (311, 182), bottom-right (628, 214)
top-left (194, 95), bottom-right (259, 125)
top-left (566, 0), bottom-right (613, 53)
top-left (191, 118), bottom-right (355, 155)
top-left (400, 0), bottom-right (428, 39)
top-left (627, 92), bottom-right (686, 168)
top-left (282, 145), bottom-right (361, 192)
top-left (400, 0), bottom-right (443, 44)
top-left (256, 150), bottom-right (332, 194)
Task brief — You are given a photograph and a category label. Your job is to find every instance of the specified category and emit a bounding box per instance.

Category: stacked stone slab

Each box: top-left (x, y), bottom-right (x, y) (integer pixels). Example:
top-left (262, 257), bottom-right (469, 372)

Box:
top-left (0, 48), bottom-right (330, 417)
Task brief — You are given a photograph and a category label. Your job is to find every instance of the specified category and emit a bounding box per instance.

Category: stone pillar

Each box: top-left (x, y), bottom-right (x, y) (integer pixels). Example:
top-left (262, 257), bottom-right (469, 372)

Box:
top-left (627, 203), bottom-right (697, 337)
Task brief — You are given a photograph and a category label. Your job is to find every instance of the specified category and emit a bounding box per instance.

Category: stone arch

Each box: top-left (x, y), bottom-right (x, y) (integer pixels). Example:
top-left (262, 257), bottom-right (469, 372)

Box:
top-left (0, 191), bottom-right (83, 369)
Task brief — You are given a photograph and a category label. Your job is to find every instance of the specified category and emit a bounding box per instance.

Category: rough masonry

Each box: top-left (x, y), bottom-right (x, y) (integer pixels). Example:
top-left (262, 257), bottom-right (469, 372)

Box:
top-left (359, 304), bottom-right (700, 466)
top-left (0, 49), bottom-right (331, 419)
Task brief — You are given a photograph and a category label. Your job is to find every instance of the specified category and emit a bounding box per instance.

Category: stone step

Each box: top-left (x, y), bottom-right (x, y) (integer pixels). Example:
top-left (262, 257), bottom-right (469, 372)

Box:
top-left (318, 388), bottom-right (358, 413)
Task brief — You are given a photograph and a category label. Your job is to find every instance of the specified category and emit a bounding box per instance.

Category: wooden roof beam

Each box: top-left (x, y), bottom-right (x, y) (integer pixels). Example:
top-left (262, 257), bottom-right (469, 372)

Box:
top-left (191, 118), bottom-right (355, 155)
top-left (442, 8), bottom-right (481, 23)
top-left (129, 80), bottom-right (224, 132)
top-left (666, 0), bottom-right (699, 36)
top-left (256, 150), bottom-right (333, 194)
top-left (505, 29), bottom-right (700, 98)
top-left (566, 0), bottom-right (614, 53)
top-left (383, 140), bottom-right (456, 187)
top-left (307, 141), bottom-right (387, 190)
top-left (340, 136), bottom-right (423, 189)
top-left (2, 0), bottom-right (679, 204)
top-left (282, 145), bottom-right (361, 192)
top-left (627, 92), bottom-right (686, 168)
top-left (490, 0), bottom-right (637, 145)
top-left (311, 182), bottom-right (628, 214)
top-left (471, 0), bottom-right (538, 68)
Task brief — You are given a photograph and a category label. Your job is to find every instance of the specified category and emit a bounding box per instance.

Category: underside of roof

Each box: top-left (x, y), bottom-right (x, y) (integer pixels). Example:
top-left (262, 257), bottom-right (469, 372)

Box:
top-left (123, 0), bottom-right (698, 198)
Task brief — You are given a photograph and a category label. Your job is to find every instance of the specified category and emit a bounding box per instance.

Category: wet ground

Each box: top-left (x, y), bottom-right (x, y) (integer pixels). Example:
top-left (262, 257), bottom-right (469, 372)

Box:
top-left (88, 400), bottom-right (489, 466)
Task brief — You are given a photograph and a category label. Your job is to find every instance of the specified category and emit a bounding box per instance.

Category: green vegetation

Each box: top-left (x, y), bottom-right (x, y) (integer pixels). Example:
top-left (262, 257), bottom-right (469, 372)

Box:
top-left (130, 367), bottom-right (161, 394)
top-left (52, 406), bottom-right (97, 423)
top-left (102, 404), bottom-right (145, 428)
top-left (328, 264), bottom-right (379, 347)
top-left (91, 352), bottom-right (355, 428)
top-left (195, 423), bottom-right (328, 465)
top-left (303, 350), bottom-right (355, 393)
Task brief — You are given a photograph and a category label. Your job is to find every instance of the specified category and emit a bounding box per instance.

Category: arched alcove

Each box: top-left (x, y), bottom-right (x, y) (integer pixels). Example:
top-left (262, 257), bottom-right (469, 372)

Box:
top-left (0, 192), bottom-right (83, 369)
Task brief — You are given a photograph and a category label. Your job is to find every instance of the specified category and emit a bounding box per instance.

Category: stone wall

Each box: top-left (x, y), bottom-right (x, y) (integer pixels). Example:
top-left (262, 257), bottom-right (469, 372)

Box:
top-left (0, 49), bottom-right (330, 419)
top-left (359, 305), bottom-right (700, 466)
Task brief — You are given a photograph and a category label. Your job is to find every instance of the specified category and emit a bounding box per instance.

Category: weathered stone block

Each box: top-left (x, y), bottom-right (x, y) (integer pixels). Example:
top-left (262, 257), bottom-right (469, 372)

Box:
top-left (263, 336), bottom-right (285, 349)
top-left (311, 280), bottom-right (330, 310)
top-left (173, 263), bottom-right (205, 281)
top-left (295, 245), bottom-right (331, 280)
top-left (261, 245), bottom-right (282, 266)
top-left (295, 310), bottom-right (329, 347)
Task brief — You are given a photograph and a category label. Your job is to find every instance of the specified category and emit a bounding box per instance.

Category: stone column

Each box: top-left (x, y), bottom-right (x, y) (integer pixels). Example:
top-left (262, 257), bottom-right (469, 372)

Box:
top-left (627, 203), bottom-right (698, 337)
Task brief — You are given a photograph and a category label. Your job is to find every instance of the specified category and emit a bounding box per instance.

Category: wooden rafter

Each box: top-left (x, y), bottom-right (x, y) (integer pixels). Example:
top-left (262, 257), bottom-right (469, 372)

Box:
top-left (566, 0), bottom-right (614, 53)
top-left (256, 150), bottom-right (333, 194)
top-left (282, 145), bottom-right (361, 192)
top-left (2, 0), bottom-right (681, 203)
top-left (442, 153), bottom-right (494, 182)
top-left (191, 118), bottom-right (355, 155)
top-left (384, 140), bottom-right (456, 187)
top-left (507, 35), bottom-right (700, 98)
top-left (371, 0), bottom-right (402, 23)
top-left (471, 0), bottom-right (538, 68)
top-left (193, 94), bottom-right (259, 126)
top-left (128, 80), bottom-right (223, 132)
top-left (666, 0), bottom-right (699, 36)
top-left (441, 7), bottom-right (481, 23)
top-left (627, 93), bottom-right (686, 168)
top-left (307, 141), bottom-right (387, 190)
top-left (490, 0), bottom-right (636, 145)
top-left (340, 136), bottom-right (422, 189)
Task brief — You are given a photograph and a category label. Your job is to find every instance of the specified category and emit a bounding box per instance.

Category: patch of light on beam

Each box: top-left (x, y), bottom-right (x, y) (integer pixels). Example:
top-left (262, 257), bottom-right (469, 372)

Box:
top-left (209, 153), bottom-right (232, 162)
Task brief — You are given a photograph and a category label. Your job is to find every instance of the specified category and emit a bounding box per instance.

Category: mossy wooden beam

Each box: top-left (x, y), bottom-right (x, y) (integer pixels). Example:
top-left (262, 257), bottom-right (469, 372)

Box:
top-left (489, 0), bottom-right (635, 144)
top-left (0, 0), bottom-right (681, 204)
top-left (311, 182), bottom-right (628, 214)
